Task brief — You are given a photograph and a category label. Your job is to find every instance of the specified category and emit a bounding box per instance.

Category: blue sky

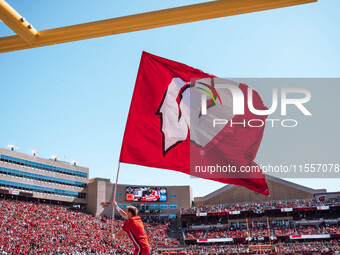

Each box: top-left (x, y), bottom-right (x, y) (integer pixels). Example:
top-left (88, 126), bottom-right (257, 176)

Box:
top-left (0, 0), bottom-right (339, 197)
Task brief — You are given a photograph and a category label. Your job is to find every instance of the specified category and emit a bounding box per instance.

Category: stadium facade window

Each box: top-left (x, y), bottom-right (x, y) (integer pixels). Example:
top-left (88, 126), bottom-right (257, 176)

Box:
top-left (169, 204), bottom-right (178, 209)
top-left (160, 204), bottom-right (168, 209)
top-left (0, 154), bottom-right (87, 178)
top-left (0, 167), bottom-right (87, 188)
top-left (169, 214), bottom-right (177, 219)
top-left (0, 179), bottom-right (86, 198)
top-left (160, 214), bottom-right (168, 217)
top-left (150, 204), bottom-right (159, 209)
top-left (116, 193), bottom-right (122, 196)
top-left (123, 203), bottom-right (131, 208)
top-left (169, 194), bottom-right (177, 197)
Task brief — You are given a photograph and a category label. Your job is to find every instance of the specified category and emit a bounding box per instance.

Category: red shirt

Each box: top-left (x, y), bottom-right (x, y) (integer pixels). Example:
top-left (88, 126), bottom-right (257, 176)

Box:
top-left (122, 216), bottom-right (150, 250)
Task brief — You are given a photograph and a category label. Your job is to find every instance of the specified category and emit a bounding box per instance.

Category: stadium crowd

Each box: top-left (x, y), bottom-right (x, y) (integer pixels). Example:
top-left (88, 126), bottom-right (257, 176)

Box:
top-left (273, 225), bottom-right (295, 236)
top-left (185, 241), bottom-right (340, 254)
top-left (321, 223), bottom-right (340, 234)
top-left (1, 198), bottom-right (340, 254)
top-left (205, 228), bottom-right (227, 239)
top-left (185, 230), bottom-right (205, 240)
top-left (0, 199), bottom-right (178, 254)
top-left (250, 226), bottom-right (269, 237)
top-left (296, 225), bottom-right (320, 235)
top-left (276, 240), bottom-right (340, 253)
top-left (181, 199), bottom-right (340, 215)
top-left (145, 221), bottom-right (180, 247)
top-left (184, 222), bottom-right (340, 239)
top-left (185, 244), bottom-right (240, 254)
top-left (227, 226), bottom-right (249, 238)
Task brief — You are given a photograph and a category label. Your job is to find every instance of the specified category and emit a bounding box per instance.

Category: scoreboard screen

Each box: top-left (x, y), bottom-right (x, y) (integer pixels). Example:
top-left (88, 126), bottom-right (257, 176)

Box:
top-left (125, 187), bottom-right (167, 202)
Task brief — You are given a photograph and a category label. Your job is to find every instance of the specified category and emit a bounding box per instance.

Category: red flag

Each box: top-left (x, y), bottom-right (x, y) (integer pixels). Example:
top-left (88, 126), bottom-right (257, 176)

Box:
top-left (120, 51), bottom-right (269, 195)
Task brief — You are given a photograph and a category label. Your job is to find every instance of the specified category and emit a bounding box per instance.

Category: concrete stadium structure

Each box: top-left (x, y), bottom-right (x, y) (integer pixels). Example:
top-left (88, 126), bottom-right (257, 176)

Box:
top-left (0, 147), bottom-right (334, 219)
top-left (0, 148), bottom-right (88, 206)
top-left (87, 178), bottom-right (192, 219)
top-left (194, 175), bottom-right (327, 206)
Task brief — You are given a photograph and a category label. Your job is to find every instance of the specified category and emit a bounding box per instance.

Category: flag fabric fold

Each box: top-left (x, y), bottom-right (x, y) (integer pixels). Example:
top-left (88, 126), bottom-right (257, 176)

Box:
top-left (120, 51), bottom-right (269, 196)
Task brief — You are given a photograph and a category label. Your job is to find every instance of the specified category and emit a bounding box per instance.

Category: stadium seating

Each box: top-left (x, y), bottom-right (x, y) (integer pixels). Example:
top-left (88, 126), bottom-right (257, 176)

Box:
top-left (296, 225), bottom-right (320, 235)
top-left (227, 226), bottom-right (249, 238)
top-left (181, 199), bottom-right (340, 215)
top-left (187, 241), bottom-right (340, 254)
top-left (0, 199), bottom-right (178, 254)
top-left (185, 229), bottom-right (205, 239)
top-left (276, 241), bottom-right (338, 253)
top-left (205, 228), bottom-right (227, 239)
top-left (273, 225), bottom-right (295, 236)
top-left (320, 223), bottom-right (340, 234)
top-left (145, 222), bottom-right (179, 247)
top-left (250, 226), bottom-right (270, 237)
top-left (2, 197), bottom-right (340, 254)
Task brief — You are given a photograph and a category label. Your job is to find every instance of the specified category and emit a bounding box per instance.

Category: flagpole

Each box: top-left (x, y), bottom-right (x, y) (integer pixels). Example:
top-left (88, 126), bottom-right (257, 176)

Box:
top-left (111, 161), bottom-right (121, 240)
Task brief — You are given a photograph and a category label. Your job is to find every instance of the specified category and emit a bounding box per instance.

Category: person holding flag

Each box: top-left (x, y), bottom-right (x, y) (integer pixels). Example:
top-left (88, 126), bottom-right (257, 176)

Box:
top-left (112, 201), bottom-right (150, 255)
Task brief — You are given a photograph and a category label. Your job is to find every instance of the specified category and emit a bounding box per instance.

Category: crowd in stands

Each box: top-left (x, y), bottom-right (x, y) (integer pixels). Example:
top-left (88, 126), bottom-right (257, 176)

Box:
top-left (186, 230), bottom-right (205, 239)
top-left (296, 225), bottom-right (320, 235)
top-left (227, 226), bottom-right (249, 238)
top-left (181, 199), bottom-right (340, 215)
top-left (273, 225), bottom-right (295, 236)
top-left (185, 241), bottom-right (340, 254)
top-left (205, 228), bottom-right (227, 239)
top-left (0, 199), bottom-right (179, 254)
top-left (185, 244), bottom-right (240, 254)
top-left (320, 223), bottom-right (340, 234)
top-left (145, 221), bottom-right (179, 247)
top-left (1, 198), bottom-right (340, 254)
top-left (250, 226), bottom-right (270, 237)
top-left (185, 222), bottom-right (340, 240)
top-left (276, 240), bottom-right (340, 253)
top-left (185, 225), bottom-right (251, 239)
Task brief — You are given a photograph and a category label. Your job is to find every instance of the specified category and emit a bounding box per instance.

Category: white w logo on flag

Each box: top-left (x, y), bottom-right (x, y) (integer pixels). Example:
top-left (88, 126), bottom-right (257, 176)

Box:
top-left (156, 77), bottom-right (236, 155)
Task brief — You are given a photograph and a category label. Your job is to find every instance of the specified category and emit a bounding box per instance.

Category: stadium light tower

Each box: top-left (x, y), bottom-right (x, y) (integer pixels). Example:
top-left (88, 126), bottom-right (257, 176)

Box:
top-left (32, 150), bottom-right (40, 156)
top-left (71, 160), bottom-right (80, 166)
top-left (7, 144), bottom-right (19, 151)
top-left (50, 155), bottom-right (61, 161)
